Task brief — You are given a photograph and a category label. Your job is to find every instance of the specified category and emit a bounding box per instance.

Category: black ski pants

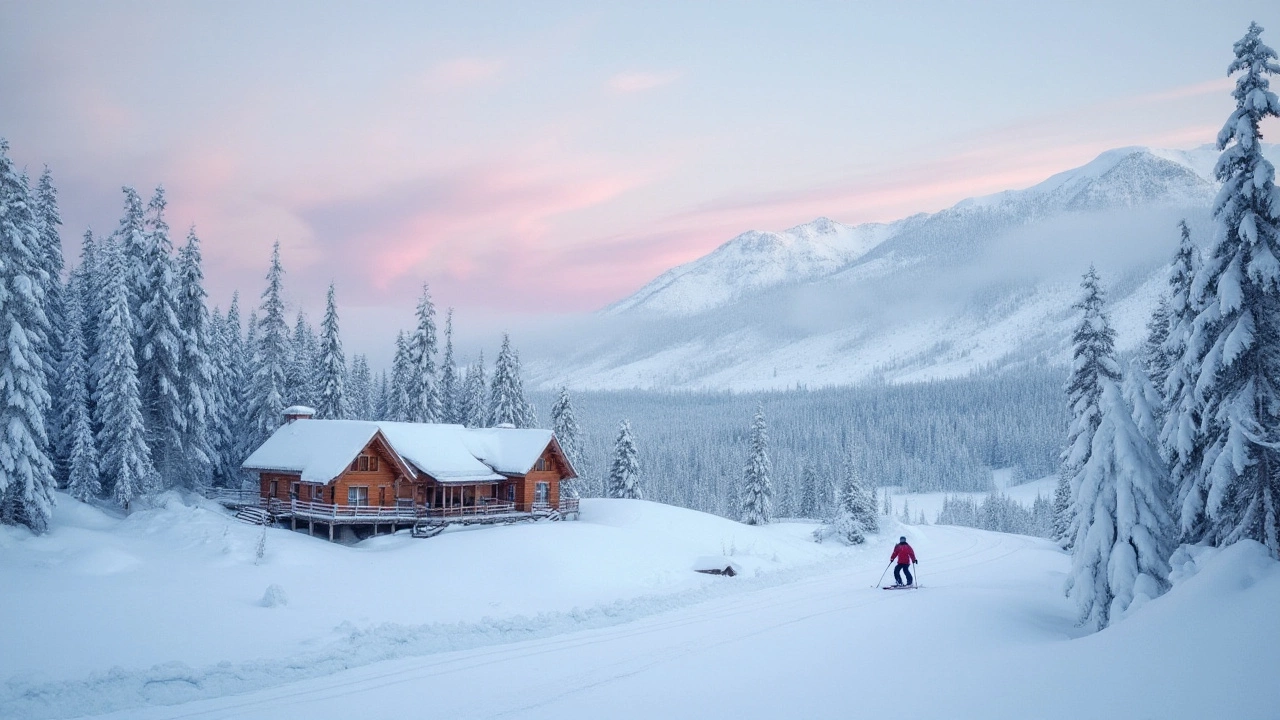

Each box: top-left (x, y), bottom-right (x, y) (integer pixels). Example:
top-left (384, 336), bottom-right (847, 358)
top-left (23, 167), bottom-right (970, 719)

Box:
top-left (894, 563), bottom-right (913, 586)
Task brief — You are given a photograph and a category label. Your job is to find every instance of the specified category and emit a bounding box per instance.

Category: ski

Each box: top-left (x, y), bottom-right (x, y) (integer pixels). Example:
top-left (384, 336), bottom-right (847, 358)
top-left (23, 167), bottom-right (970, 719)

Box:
top-left (882, 585), bottom-right (922, 590)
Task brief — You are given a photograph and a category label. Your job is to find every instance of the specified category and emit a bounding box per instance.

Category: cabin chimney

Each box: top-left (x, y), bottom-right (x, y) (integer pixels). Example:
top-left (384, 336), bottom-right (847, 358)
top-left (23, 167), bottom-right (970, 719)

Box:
top-left (283, 405), bottom-right (316, 424)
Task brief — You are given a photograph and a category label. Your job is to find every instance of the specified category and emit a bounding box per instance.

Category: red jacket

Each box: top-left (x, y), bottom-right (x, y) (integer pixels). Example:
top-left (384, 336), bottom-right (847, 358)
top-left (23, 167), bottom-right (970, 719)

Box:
top-left (891, 542), bottom-right (917, 565)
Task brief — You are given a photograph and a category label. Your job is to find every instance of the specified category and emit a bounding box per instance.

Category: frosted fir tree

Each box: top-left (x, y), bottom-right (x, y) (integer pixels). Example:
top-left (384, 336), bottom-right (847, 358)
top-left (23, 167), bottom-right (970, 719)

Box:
top-left (75, 229), bottom-right (101, 357)
top-left (1052, 470), bottom-right (1073, 545)
top-left (1188, 23), bottom-right (1280, 555)
top-left (389, 331), bottom-right (412, 422)
top-left (34, 169), bottom-right (65, 478)
top-left (900, 498), bottom-right (912, 524)
top-left (882, 488), bottom-right (892, 516)
top-left (1061, 267), bottom-right (1121, 543)
top-left (488, 334), bottom-right (533, 427)
top-left (248, 243), bottom-right (289, 449)
top-left (114, 187), bottom-right (150, 339)
top-left (285, 312), bottom-right (319, 407)
top-left (439, 308), bottom-right (460, 424)
top-left (93, 244), bottom-right (157, 510)
top-left (608, 419), bottom-right (642, 499)
top-left (374, 370), bottom-right (390, 420)
top-left (1122, 359), bottom-right (1164, 451)
top-left (406, 285), bottom-right (440, 423)
top-left (216, 294), bottom-right (253, 487)
top-left (460, 352), bottom-right (487, 428)
top-left (61, 285), bottom-right (99, 501)
top-left (797, 462), bottom-right (820, 519)
top-left (831, 453), bottom-right (878, 544)
top-left (137, 188), bottom-right (186, 487)
top-left (316, 284), bottom-right (347, 420)
top-left (0, 140), bottom-right (57, 532)
top-left (739, 406), bottom-right (774, 525)
top-left (347, 354), bottom-right (373, 420)
top-left (1065, 378), bottom-right (1175, 631)
top-left (1141, 295), bottom-right (1172, 409)
top-left (175, 227), bottom-right (215, 490)
top-left (1159, 220), bottom-right (1208, 539)
top-left (551, 387), bottom-right (585, 497)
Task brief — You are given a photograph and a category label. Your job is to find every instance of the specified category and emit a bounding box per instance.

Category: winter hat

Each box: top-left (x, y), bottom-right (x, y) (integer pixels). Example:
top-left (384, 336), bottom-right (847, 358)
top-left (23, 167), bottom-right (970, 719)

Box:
top-left (899, 536), bottom-right (906, 543)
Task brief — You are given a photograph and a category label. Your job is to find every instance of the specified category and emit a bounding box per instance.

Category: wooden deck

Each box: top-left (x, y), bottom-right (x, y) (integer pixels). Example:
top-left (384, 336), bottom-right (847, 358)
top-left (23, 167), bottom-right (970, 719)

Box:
top-left (206, 489), bottom-right (581, 541)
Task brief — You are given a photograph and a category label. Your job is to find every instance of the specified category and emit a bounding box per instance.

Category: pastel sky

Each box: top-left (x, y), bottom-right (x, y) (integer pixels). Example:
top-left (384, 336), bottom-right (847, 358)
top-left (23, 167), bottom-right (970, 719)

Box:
top-left (0, 1), bottom-right (1275, 359)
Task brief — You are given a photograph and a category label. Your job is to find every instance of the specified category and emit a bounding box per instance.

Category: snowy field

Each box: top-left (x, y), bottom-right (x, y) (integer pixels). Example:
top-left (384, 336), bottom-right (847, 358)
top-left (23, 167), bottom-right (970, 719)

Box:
top-left (885, 474), bottom-right (1058, 521)
top-left (2, 493), bottom-right (1277, 720)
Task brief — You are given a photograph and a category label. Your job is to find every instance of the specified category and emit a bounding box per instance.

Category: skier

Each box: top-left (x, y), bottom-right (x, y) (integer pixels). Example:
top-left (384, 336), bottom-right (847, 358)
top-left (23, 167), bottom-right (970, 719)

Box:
top-left (890, 536), bottom-right (917, 586)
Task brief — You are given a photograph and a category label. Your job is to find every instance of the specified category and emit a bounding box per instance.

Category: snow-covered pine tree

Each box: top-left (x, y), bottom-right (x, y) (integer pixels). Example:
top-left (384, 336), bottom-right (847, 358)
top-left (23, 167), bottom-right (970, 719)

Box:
top-left (460, 352), bottom-right (486, 427)
top-left (373, 370), bottom-right (389, 420)
top-left (34, 168), bottom-right (66, 483)
top-left (1065, 376), bottom-right (1175, 631)
top-left (248, 243), bottom-right (289, 449)
top-left (1123, 359), bottom-right (1164, 450)
top-left (76, 229), bottom-right (100, 361)
top-left (882, 488), bottom-right (892, 516)
top-left (406, 285), bottom-right (440, 423)
top-left (390, 331), bottom-right (412, 422)
top-left (1052, 471), bottom-right (1073, 544)
top-left (900, 498), bottom-right (912, 524)
top-left (798, 462), bottom-right (820, 519)
top-left (61, 283), bottom-right (99, 501)
top-left (1142, 295), bottom-right (1172, 410)
top-left (1061, 267), bottom-right (1121, 546)
top-left (137, 188), bottom-right (186, 488)
top-left (489, 334), bottom-right (533, 427)
top-left (213, 294), bottom-right (249, 487)
top-left (285, 311), bottom-right (319, 408)
top-left (175, 227), bottom-right (214, 490)
top-left (0, 140), bottom-right (57, 532)
top-left (439, 308), bottom-right (460, 424)
top-left (831, 451), bottom-right (878, 543)
top-left (316, 283), bottom-right (346, 420)
top-left (347, 354), bottom-right (373, 420)
top-left (550, 386), bottom-right (585, 497)
top-left (1158, 220), bottom-right (1208, 541)
top-left (1185, 23), bottom-right (1280, 555)
top-left (739, 406), bottom-right (774, 525)
top-left (93, 242), bottom-right (157, 510)
top-left (608, 419), bottom-right (642, 499)
top-left (114, 187), bottom-right (149, 343)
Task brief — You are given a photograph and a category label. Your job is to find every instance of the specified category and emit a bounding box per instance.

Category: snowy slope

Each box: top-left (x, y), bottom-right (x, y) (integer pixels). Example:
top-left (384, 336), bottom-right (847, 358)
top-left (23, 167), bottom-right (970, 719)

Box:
top-left (605, 217), bottom-right (894, 317)
top-left (0, 492), bottom-right (848, 719)
top-left (65, 523), bottom-right (1280, 720)
top-left (529, 144), bottom-right (1280, 391)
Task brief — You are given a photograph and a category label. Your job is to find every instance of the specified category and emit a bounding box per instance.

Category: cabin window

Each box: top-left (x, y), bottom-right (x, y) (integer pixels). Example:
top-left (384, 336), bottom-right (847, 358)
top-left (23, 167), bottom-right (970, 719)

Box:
top-left (350, 455), bottom-right (380, 472)
top-left (269, 479), bottom-right (278, 497)
top-left (507, 484), bottom-right (516, 501)
top-left (348, 486), bottom-right (369, 506)
top-left (290, 482), bottom-right (299, 499)
top-left (378, 487), bottom-right (387, 505)
top-left (535, 482), bottom-right (549, 504)
top-left (534, 457), bottom-right (549, 472)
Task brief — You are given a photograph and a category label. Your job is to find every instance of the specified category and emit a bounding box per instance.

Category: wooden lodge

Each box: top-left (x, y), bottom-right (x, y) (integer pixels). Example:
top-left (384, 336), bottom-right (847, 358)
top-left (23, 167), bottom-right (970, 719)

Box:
top-left (226, 407), bottom-right (580, 541)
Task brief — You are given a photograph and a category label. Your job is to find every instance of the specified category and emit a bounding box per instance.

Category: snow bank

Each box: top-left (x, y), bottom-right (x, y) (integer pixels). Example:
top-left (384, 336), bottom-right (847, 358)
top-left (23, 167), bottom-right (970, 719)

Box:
top-left (0, 494), bottom-right (857, 720)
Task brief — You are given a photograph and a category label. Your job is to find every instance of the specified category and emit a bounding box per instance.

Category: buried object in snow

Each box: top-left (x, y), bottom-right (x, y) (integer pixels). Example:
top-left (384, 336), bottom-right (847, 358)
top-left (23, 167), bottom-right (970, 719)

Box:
top-left (693, 556), bottom-right (741, 577)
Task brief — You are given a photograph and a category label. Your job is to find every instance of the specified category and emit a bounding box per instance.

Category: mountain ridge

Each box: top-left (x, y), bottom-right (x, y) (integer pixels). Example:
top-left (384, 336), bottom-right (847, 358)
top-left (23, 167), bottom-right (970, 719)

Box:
top-left (528, 143), bottom-right (1278, 391)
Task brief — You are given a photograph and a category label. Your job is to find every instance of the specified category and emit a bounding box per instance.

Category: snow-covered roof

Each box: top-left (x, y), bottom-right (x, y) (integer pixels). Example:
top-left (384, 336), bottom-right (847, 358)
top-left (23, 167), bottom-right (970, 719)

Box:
top-left (241, 420), bottom-right (560, 485)
top-left (461, 427), bottom-right (558, 476)
top-left (283, 405), bottom-right (316, 416)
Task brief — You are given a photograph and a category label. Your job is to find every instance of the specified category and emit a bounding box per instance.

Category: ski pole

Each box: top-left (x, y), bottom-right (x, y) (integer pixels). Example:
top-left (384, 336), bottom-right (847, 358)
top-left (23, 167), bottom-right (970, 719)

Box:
top-left (873, 561), bottom-right (892, 588)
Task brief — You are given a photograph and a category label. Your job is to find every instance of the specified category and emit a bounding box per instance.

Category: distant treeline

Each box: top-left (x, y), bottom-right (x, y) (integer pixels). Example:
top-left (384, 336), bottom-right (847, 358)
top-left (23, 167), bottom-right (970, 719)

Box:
top-left (533, 366), bottom-right (1066, 520)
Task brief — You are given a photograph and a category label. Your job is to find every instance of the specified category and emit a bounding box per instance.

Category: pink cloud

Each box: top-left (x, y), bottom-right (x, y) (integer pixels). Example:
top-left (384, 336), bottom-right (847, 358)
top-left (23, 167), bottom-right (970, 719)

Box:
top-left (607, 71), bottom-right (682, 94)
top-left (424, 57), bottom-right (506, 89)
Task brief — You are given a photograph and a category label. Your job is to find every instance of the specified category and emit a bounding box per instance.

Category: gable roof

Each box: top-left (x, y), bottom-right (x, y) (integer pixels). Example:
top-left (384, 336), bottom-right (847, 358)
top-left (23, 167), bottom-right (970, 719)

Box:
top-left (241, 420), bottom-right (565, 485)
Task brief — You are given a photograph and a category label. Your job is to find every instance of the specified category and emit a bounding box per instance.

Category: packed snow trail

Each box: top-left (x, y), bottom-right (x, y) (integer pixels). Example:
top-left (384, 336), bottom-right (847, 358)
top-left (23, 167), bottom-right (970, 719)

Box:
top-left (74, 523), bottom-right (1278, 720)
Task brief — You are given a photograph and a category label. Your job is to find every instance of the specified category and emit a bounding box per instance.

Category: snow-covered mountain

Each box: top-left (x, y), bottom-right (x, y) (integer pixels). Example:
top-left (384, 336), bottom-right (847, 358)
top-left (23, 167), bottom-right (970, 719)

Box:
top-left (528, 144), bottom-right (1279, 391)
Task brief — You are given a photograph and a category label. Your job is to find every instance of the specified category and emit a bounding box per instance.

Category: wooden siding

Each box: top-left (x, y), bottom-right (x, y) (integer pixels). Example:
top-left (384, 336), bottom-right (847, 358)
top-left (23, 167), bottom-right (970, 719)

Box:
top-left (258, 436), bottom-right (408, 507)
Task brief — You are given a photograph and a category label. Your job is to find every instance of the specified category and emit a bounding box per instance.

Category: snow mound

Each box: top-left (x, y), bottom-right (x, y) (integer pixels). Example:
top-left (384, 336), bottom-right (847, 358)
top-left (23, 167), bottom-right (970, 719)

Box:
top-left (260, 584), bottom-right (288, 608)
